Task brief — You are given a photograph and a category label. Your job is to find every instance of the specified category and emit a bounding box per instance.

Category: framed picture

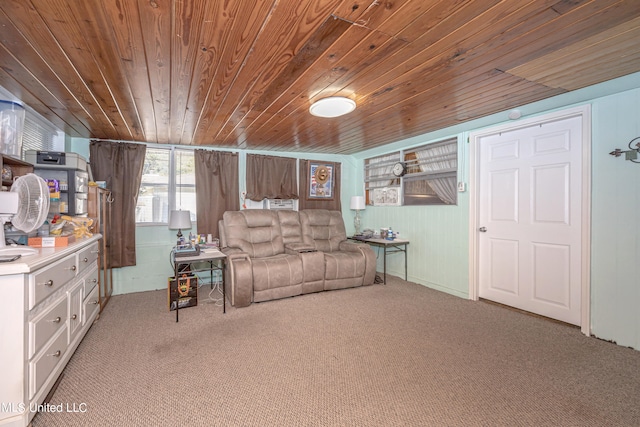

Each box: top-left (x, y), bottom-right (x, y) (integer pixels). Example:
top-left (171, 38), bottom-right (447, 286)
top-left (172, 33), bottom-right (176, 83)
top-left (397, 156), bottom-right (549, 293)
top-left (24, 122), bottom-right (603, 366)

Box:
top-left (372, 187), bottom-right (401, 206)
top-left (168, 274), bottom-right (198, 311)
top-left (308, 162), bottom-right (334, 200)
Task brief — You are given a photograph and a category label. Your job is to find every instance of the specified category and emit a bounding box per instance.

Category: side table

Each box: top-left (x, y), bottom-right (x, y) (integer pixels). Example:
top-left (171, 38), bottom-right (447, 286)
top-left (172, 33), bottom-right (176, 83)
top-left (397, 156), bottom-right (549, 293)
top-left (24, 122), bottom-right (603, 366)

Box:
top-left (171, 248), bottom-right (227, 322)
top-left (349, 237), bottom-right (409, 284)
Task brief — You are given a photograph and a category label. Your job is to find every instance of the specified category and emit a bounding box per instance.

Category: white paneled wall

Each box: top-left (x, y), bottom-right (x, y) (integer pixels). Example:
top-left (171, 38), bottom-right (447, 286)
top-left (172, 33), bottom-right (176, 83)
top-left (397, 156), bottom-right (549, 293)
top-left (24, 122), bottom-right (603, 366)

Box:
top-left (590, 87), bottom-right (640, 349)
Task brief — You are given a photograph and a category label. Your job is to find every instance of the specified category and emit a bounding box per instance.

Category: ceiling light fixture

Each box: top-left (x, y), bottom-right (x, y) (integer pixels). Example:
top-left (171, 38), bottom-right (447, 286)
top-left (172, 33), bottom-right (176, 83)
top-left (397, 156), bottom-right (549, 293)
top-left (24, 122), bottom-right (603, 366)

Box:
top-left (507, 109), bottom-right (522, 120)
top-left (309, 96), bottom-right (356, 118)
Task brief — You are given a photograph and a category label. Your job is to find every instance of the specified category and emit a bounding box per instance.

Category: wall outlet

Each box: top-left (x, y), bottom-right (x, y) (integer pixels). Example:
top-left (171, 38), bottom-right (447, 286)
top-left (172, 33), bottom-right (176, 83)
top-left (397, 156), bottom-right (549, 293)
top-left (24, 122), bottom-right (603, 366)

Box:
top-left (457, 181), bottom-right (466, 192)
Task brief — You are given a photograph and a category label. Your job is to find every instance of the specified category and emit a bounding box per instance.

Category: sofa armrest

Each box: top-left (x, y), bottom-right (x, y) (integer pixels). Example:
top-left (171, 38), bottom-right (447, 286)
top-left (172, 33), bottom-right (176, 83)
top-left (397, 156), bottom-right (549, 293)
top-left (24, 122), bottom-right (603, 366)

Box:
top-left (223, 251), bottom-right (253, 307)
top-left (339, 241), bottom-right (376, 285)
top-left (284, 242), bottom-right (316, 254)
top-left (338, 240), bottom-right (365, 252)
top-left (222, 247), bottom-right (245, 257)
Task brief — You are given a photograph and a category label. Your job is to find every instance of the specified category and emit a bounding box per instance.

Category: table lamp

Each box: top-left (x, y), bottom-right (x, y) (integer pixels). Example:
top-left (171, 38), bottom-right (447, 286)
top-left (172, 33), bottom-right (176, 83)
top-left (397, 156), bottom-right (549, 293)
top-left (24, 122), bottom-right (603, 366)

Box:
top-left (168, 210), bottom-right (192, 240)
top-left (350, 196), bottom-right (365, 235)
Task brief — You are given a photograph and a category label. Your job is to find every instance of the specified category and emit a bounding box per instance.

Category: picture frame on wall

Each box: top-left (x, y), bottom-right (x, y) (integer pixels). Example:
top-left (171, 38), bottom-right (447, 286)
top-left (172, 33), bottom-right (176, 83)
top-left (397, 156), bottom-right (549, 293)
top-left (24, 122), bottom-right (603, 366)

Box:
top-left (372, 187), bottom-right (401, 206)
top-left (308, 162), bottom-right (334, 200)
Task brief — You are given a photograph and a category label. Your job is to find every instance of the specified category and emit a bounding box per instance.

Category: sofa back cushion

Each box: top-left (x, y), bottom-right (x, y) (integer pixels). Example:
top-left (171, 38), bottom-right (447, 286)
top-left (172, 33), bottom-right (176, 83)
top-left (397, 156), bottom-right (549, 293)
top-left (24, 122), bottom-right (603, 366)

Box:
top-left (300, 210), bottom-right (347, 252)
top-left (223, 210), bottom-right (284, 258)
top-left (277, 210), bottom-right (303, 244)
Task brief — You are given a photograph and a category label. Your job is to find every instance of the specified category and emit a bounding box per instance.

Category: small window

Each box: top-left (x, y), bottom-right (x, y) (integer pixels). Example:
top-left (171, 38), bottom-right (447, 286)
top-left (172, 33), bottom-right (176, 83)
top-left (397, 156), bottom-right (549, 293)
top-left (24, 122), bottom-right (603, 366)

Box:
top-left (136, 148), bottom-right (197, 224)
top-left (363, 137), bottom-right (458, 206)
top-left (174, 149), bottom-right (196, 216)
top-left (364, 152), bottom-right (401, 206)
top-left (137, 148), bottom-right (170, 223)
top-left (21, 113), bottom-right (64, 157)
top-left (403, 138), bottom-right (458, 205)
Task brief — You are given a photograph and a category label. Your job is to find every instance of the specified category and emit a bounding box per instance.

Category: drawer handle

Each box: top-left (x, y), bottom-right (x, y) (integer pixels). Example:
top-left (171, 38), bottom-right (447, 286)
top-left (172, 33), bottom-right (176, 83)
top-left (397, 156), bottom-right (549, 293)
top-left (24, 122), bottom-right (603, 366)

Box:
top-left (68, 265), bottom-right (77, 272)
top-left (91, 250), bottom-right (100, 254)
top-left (83, 257), bottom-right (89, 263)
top-left (72, 314), bottom-right (78, 320)
top-left (48, 350), bottom-right (62, 358)
top-left (92, 278), bottom-right (98, 283)
top-left (43, 280), bottom-right (54, 287)
top-left (52, 316), bottom-right (62, 323)
top-left (91, 300), bottom-right (99, 305)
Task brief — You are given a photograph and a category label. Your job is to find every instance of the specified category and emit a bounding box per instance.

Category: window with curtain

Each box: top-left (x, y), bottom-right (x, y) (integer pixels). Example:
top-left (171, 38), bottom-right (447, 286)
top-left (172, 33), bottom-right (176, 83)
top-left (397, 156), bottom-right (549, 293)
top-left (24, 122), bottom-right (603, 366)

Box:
top-left (89, 140), bottom-right (146, 268)
top-left (363, 137), bottom-right (458, 206)
top-left (404, 138), bottom-right (458, 205)
top-left (194, 150), bottom-right (238, 238)
top-left (136, 147), bottom-right (196, 224)
top-left (245, 154), bottom-right (298, 201)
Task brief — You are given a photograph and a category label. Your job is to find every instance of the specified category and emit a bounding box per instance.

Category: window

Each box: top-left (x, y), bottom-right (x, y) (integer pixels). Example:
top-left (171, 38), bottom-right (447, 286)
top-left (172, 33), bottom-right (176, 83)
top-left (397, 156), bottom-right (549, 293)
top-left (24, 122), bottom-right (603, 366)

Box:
top-left (364, 152), bottom-right (401, 206)
top-left (21, 111), bottom-right (65, 157)
top-left (136, 147), bottom-right (196, 224)
top-left (403, 138), bottom-right (458, 205)
top-left (364, 137), bottom-right (458, 206)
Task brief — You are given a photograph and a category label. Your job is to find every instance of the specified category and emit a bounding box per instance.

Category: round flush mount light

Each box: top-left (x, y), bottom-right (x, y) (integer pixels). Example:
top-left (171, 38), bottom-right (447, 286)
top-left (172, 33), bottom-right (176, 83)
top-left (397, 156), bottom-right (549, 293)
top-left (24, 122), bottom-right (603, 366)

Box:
top-left (309, 96), bottom-right (356, 118)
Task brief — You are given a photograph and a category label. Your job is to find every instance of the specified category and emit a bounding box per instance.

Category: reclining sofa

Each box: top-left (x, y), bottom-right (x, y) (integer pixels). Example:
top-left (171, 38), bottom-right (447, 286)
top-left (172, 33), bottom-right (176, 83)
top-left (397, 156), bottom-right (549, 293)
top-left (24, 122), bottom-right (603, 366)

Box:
top-left (219, 209), bottom-right (376, 307)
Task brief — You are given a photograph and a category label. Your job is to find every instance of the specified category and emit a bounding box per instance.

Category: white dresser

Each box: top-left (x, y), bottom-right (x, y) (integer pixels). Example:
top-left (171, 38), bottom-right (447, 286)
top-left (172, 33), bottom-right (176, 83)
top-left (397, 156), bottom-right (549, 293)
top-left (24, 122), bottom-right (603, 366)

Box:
top-left (0, 236), bottom-right (101, 427)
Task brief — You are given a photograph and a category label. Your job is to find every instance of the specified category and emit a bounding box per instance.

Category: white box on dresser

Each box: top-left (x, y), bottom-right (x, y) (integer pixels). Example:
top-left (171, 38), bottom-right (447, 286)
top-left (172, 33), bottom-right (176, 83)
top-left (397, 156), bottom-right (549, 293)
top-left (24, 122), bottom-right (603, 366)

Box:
top-left (0, 235), bottom-right (101, 427)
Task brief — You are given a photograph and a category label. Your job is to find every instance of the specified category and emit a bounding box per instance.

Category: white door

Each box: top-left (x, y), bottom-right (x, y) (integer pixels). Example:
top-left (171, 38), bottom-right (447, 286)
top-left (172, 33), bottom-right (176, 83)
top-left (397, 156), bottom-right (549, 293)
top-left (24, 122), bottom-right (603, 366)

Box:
top-left (478, 115), bottom-right (583, 325)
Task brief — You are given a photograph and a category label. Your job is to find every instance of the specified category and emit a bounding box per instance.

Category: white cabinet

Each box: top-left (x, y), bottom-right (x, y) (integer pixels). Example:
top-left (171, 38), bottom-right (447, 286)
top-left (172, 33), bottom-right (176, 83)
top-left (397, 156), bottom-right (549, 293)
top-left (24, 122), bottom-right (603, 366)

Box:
top-left (0, 236), bottom-right (101, 427)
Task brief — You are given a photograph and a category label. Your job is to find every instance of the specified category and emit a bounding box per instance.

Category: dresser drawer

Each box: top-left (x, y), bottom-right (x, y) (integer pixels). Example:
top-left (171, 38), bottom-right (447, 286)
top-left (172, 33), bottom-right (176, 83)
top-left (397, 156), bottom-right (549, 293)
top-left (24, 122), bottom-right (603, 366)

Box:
top-left (29, 255), bottom-right (78, 310)
top-left (68, 282), bottom-right (84, 343)
top-left (84, 284), bottom-right (100, 326)
top-left (83, 266), bottom-right (99, 296)
top-left (28, 295), bottom-right (67, 359)
top-left (29, 326), bottom-right (68, 400)
top-left (77, 242), bottom-right (99, 275)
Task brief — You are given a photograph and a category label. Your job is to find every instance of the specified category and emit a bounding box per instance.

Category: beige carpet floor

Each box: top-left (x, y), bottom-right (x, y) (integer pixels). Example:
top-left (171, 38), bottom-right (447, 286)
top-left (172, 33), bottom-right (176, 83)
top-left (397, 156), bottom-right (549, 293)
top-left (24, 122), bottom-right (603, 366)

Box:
top-left (31, 277), bottom-right (640, 426)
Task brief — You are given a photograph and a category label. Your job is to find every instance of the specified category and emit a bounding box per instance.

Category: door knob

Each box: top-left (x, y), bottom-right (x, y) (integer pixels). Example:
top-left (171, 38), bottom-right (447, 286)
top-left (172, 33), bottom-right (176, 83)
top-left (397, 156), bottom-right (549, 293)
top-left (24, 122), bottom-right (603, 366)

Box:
top-left (479, 227), bottom-right (487, 232)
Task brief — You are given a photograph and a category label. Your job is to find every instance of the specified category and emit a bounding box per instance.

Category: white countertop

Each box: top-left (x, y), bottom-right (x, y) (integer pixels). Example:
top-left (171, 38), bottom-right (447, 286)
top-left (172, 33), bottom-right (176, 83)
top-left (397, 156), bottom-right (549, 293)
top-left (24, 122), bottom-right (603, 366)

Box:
top-left (0, 234), bottom-right (101, 275)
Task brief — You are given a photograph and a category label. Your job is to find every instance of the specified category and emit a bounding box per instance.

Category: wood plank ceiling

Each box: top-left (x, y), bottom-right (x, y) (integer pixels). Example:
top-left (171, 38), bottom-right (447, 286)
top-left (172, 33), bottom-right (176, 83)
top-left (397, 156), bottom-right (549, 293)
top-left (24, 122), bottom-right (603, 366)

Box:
top-left (1, 0), bottom-right (639, 155)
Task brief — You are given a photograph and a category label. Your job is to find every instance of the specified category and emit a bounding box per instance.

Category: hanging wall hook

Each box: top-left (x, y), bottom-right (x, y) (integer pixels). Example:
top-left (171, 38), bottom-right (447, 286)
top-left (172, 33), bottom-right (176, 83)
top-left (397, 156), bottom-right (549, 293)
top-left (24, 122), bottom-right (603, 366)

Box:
top-left (609, 136), bottom-right (640, 163)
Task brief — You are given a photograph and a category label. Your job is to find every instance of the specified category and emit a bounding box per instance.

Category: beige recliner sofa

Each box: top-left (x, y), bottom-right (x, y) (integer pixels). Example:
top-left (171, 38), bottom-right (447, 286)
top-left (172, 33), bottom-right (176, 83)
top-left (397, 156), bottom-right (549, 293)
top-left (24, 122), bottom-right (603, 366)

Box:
top-left (220, 209), bottom-right (376, 307)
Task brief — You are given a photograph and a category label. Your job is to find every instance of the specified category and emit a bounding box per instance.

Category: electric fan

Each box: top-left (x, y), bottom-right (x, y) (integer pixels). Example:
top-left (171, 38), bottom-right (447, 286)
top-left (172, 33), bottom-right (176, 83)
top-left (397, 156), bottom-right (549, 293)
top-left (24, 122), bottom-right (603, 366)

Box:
top-left (0, 173), bottom-right (50, 257)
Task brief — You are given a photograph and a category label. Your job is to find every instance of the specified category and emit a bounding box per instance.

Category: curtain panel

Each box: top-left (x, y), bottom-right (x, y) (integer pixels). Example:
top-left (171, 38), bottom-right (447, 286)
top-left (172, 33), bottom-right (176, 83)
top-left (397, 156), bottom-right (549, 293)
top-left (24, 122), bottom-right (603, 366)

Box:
top-left (194, 150), bottom-right (239, 238)
top-left (298, 160), bottom-right (342, 211)
top-left (245, 154), bottom-right (298, 201)
top-left (89, 140), bottom-right (146, 268)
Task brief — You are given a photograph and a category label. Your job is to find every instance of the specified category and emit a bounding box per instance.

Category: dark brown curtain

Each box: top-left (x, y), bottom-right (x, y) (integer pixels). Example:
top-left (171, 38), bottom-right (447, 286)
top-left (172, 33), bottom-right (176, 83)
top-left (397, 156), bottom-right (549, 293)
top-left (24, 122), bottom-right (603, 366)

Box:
top-left (245, 154), bottom-right (298, 201)
top-left (89, 140), bottom-right (146, 268)
top-left (298, 160), bottom-right (342, 210)
top-left (194, 150), bottom-right (239, 238)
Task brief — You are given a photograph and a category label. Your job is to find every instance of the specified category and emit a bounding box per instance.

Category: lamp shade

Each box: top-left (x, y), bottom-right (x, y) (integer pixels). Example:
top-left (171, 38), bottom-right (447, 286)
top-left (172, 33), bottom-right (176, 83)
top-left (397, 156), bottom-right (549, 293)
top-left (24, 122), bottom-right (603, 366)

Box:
top-left (168, 210), bottom-right (192, 230)
top-left (309, 97), bottom-right (356, 118)
top-left (350, 196), bottom-right (365, 210)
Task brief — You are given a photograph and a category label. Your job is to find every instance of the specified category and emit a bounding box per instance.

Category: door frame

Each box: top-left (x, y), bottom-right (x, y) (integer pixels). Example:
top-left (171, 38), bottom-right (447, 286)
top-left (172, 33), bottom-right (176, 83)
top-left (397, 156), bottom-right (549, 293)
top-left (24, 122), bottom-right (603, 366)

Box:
top-left (468, 105), bottom-right (592, 336)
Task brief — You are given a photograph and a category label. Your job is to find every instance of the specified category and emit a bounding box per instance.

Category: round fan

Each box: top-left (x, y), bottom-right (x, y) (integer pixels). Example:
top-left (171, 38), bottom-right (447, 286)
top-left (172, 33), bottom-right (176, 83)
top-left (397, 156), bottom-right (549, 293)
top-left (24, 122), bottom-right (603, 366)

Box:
top-left (0, 173), bottom-right (50, 257)
top-left (11, 173), bottom-right (49, 232)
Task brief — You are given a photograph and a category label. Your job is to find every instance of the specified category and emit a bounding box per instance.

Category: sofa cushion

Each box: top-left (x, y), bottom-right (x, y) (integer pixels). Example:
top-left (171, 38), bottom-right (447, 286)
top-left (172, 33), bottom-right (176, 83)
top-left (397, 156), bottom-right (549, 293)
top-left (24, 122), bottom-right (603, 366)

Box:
top-left (223, 210), bottom-right (284, 258)
top-left (324, 251), bottom-right (366, 280)
top-left (252, 254), bottom-right (304, 292)
top-left (299, 210), bottom-right (347, 252)
top-left (277, 210), bottom-right (303, 245)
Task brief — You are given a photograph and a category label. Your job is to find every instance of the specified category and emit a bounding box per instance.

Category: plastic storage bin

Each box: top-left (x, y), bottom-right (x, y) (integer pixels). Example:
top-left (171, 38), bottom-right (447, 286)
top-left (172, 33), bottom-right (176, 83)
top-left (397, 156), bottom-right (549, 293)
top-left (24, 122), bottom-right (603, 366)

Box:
top-left (0, 101), bottom-right (25, 158)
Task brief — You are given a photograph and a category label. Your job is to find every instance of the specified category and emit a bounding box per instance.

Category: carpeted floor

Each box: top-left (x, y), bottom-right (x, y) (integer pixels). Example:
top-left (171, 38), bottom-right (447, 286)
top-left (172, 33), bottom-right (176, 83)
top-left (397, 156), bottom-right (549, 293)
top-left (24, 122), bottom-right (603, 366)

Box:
top-left (31, 277), bottom-right (640, 426)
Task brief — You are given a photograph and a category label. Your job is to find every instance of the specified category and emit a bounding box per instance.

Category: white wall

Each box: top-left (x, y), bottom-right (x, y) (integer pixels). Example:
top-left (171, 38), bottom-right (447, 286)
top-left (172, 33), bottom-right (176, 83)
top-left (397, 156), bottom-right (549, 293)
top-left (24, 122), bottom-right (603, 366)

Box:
top-left (590, 88), bottom-right (640, 348)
